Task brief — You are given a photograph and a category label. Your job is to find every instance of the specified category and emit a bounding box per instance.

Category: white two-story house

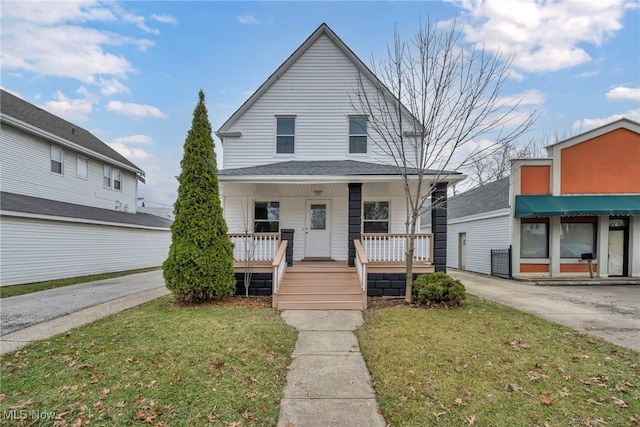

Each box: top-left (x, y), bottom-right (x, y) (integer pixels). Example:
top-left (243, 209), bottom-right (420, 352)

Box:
top-left (0, 89), bottom-right (171, 286)
top-left (217, 24), bottom-right (463, 308)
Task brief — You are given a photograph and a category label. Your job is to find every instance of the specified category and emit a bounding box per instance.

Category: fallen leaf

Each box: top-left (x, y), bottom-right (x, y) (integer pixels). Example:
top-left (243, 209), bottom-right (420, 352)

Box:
top-left (466, 414), bottom-right (476, 425)
top-left (541, 394), bottom-right (553, 405)
top-left (433, 412), bottom-right (446, 423)
top-left (453, 398), bottom-right (467, 406)
top-left (586, 398), bottom-right (603, 406)
top-left (612, 397), bottom-right (628, 408)
top-left (558, 388), bottom-right (571, 398)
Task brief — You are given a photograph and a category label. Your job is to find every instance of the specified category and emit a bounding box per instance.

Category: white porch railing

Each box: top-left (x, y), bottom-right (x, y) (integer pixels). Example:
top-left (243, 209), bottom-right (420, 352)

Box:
top-left (272, 240), bottom-right (288, 298)
top-left (361, 233), bottom-right (433, 263)
top-left (228, 232), bottom-right (280, 262)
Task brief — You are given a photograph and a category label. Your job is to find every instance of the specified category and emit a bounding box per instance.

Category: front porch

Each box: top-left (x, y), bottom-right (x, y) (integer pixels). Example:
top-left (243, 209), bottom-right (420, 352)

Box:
top-left (229, 233), bottom-right (435, 310)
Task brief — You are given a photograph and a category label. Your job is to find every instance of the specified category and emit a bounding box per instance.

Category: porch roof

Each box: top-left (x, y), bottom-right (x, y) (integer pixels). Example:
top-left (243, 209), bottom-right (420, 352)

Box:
top-left (218, 160), bottom-right (462, 182)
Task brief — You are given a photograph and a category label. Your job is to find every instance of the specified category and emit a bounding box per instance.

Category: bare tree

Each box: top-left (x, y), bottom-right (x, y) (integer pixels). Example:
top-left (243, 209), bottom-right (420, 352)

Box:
top-left (351, 18), bottom-right (539, 302)
top-left (240, 200), bottom-right (257, 298)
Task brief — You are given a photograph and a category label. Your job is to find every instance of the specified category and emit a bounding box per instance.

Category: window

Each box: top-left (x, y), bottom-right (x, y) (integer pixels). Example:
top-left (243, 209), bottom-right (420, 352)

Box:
top-left (520, 223), bottom-right (548, 258)
top-left (349, 117), bottom-right (367, 153)
top-left (560, 222), bottom-right (596, 258)
top-left (363, 201), bottom-right (389, 233)
top-left (77, 155), bottom-right (88, 178)
top-left (276, 117), bottom-right (295, 154)
top-left (103, 165), bottom-right (121, 190)
top-left (51, 145), bottom-right (63, 174)
top-left (254, 201), bottom-right (280, 232)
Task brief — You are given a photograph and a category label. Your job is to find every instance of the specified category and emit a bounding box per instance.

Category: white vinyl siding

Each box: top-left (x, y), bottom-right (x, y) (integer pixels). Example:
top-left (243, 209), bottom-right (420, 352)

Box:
top-left (0, 216), bottom-right (170, 286)
top-left (222, 34), bottom-right (408, 169)
top-left (0, 126), bottom-right (137, 212)
top-left (447, 211), bottom-right (510, 275)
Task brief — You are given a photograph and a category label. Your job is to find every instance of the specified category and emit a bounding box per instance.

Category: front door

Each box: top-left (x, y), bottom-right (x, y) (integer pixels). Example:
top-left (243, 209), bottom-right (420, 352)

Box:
top-left (305, 200), bottom-right (331, 258)
top-left (608, 218), bottom-right (629, 276)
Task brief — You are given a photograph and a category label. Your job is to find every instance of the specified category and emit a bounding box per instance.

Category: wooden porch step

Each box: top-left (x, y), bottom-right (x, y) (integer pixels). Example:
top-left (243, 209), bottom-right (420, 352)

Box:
top-left (275, 268), bottom-right (364, 310)
top-left (277, 301), bottom-right (364, 310)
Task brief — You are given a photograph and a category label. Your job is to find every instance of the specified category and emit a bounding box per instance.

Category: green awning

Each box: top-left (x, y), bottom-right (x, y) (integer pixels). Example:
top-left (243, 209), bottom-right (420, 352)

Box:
top-left (515, 195), bottom-right (640, 218)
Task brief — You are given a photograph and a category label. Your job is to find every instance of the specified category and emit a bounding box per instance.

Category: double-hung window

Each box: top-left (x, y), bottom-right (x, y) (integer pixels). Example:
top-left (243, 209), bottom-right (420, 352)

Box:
top-left (77, 155), bottom-right (88, 178)
top-left (363, 201), bottom-right (389, 233)
top-left (276, 117), bottom-right (295, 154)
top-left (254, 201), bottom-right (280, 232)
top-left (104, 165), bottom-right (121, 190)
top-left (520, 222), bottom-right (548, 258)
top-left (349, 116), bottom-right (367, 154)
top-left (51, 145), bottom-right (63, 174)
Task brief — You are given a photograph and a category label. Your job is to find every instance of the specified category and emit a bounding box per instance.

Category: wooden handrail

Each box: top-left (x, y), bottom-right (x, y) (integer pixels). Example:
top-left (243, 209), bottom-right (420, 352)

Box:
top-left (354, 239), bottom-right (368, 265)
top-left (272, 240), bottom-right (288, 267)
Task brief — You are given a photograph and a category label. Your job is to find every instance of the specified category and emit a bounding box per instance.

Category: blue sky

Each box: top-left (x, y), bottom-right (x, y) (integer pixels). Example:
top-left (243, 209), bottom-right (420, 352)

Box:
top-left (2, 1), bottom-right (639, 207)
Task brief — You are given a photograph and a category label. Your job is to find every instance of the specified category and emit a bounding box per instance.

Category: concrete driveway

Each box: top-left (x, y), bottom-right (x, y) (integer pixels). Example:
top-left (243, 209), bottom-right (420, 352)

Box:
top-left (448, 269), bottom-right (640, 352)
top-left (1, 270), bottom-right (167, 335)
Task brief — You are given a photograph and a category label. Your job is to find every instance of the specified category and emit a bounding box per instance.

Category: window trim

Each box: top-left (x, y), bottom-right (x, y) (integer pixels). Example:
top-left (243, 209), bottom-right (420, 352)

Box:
top-left (103, 164), bottom-right (122, 191)
top-left (275, 116), bottom-right (296, 155)
top-left (51, 145), bottom-right (63, 175)
top-left (254, 201), bottom-right (280, 233)
top-left (348, 116), bottom-right (368, 154)
top-left (363, 200), bottom-right (390, 234)
top-left (76, 155), bottom-right (88, 179)
top-left (520, 221), bottom-right (549, 259)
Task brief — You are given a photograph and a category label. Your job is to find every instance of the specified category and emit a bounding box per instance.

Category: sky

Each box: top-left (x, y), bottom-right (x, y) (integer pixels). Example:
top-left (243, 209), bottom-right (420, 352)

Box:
top-left (2, 0), bottom-right (639, 208)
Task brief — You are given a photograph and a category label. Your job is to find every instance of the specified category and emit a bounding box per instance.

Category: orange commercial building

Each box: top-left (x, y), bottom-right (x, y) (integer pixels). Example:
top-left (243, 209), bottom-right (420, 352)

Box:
top-left (511, 118), bottom-right (640, 278)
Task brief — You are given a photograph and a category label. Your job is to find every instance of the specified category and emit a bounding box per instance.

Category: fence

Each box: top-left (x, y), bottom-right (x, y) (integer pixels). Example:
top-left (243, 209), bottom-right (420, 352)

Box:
top-left (490, 246), bottom-right (512, 279)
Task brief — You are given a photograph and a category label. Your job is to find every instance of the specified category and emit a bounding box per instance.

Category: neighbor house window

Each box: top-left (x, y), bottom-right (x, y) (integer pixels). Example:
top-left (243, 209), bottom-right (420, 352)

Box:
top-left (103, 165), bottom-right (121, 190)
top-left (254, 201), bottom-right (280, 232)
top-left (77, 155), bottom-right (88, 178)
top-left (51, 145), bottom-right (63, 174)
top-left (349, 116), bottom-right (367, 153)
top-left (520, 222), bottom-right (548, 258)
top-left (560, 222), bottom-right (596, 258)
top-left (276, 117), bottom-right (295, 154)
top-left (363, 201), bottom-right (389, 233)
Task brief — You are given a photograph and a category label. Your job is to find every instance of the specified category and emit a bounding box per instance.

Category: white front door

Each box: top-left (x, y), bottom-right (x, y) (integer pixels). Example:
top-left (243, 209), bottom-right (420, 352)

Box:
top-left (608, 229), bottom-right (624, 276)
top-left (305, 200), bottom-right (331, 258)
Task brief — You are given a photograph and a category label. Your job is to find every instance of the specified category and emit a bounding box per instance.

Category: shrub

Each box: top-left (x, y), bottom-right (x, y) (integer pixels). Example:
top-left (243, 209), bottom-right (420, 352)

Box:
top-left (412, 272), bottom-right (466, 305)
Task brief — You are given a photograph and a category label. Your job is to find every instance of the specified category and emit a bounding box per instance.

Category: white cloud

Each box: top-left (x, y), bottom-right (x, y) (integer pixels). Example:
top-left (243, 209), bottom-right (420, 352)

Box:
top-left (1, 1), bottom-right (157, 94)
top-left (606, 86), bottom-right (640, 102)
top-left (107, 141), bottom-right (152, 162)
top-left (151, 14), bottom-right (178, 25)
top-left (454, 0), bottom-right (630, 73)
top-left (238, 14), bottom-right (261, 25)
top-left (497, 89), bottom-right (546, 107)
top-left (575, 70), bottom-right (601, 79)
top-left (39, 88), bottom-right (96, 123)
top-left (105, 101), bottom-right (167, 118)
top-left (112, 134), bottom-right (154, 144)
top-left (572, 108), bottom-right (640, 131)
top-left (99, 78), bottom-right (130, 95)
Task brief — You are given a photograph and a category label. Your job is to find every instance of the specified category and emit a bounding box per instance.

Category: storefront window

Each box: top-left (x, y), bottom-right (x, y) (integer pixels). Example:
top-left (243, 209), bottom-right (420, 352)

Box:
top-left (520, 223), bottom-right (548, 258)
top-left (560, 222), bottom-right (595, 258)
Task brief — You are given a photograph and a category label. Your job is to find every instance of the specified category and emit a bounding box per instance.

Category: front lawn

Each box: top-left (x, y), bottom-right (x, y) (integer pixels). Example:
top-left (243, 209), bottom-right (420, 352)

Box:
top-left (0, 297), bottom-right (297, 426)
top-left (357, 295), bottom-right (639, 426)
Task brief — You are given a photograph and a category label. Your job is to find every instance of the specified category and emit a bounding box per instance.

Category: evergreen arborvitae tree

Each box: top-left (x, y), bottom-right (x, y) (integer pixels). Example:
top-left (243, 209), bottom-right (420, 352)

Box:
top-left (163, 90), bottom-right (236, 302)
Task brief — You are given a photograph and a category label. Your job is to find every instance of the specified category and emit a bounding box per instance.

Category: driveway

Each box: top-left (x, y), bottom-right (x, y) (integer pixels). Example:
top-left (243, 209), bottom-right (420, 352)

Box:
top-left (448, 269), bottom-right (640, 352)
top-left (1, 270), bottom-right (167, 336)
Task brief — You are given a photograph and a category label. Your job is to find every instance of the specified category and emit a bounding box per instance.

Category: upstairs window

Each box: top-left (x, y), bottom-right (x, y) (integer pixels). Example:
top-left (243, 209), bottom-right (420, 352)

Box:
top-left (276, 117), bottom-right (295, 154)
top-left (349, 117), bottom-right (367, 153)
top-left (363, 201), bottom-right (389, 233)
top-left (104, 165), bottom-right (121, 191)
top-left (77, 155), bottom-right (88, 178)
top-left (254, 201), bottom-right (280, 232)
top-left (51, 145), bottom-right (63, 174)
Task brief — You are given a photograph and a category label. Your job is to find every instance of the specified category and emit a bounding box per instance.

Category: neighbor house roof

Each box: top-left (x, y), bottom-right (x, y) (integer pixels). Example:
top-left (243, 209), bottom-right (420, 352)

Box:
top-left (545, 117), bottom-right (640, 154)
top-left (216, 23), bottom-right (416, 137)
top-left (447, 177), bottom-right (510, 220)
top-left (0, 89), bottom-right (144, 177)
top-left (1, 192), bottom-right (172, 229)
top-left (218, 160), bottom-right (462, 180)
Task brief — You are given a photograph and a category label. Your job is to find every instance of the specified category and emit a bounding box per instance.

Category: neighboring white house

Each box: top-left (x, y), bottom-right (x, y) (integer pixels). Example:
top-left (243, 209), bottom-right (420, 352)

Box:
top-left (216, 23), bottom-right (464, 298)
top-left (446, 177), bottom-right (510, 275)
top-left (0, 89), bottom-right (172, 286)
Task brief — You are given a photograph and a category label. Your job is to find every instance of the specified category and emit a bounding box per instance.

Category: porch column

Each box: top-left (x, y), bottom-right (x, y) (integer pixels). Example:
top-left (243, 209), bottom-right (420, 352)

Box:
top-left (348, 183), bottom-right (362, 267)
top-left (431, 182), bottom-right (448, 272)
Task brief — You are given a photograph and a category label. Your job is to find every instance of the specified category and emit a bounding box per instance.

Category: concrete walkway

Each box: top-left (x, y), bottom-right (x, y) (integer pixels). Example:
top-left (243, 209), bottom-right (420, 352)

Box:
top-left (448, 269), bottom-right (640, 352)
top-left (278, 310), bottom-right (386, 427)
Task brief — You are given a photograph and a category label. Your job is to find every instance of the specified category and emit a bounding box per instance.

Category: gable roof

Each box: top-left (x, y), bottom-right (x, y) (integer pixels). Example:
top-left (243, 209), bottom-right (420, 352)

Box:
top-left (218, 160), bottom-right (462, 180)
top-left (1, 191), bottom-right (171, 229)
top-left (216, 23), bottom-right (414, 136)
top-left (545, 117), bottom-right (640, 154)
top-left (0, 89), bottom-right (144, 177)
top-left (448, 177), bottom-right (510, 220)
